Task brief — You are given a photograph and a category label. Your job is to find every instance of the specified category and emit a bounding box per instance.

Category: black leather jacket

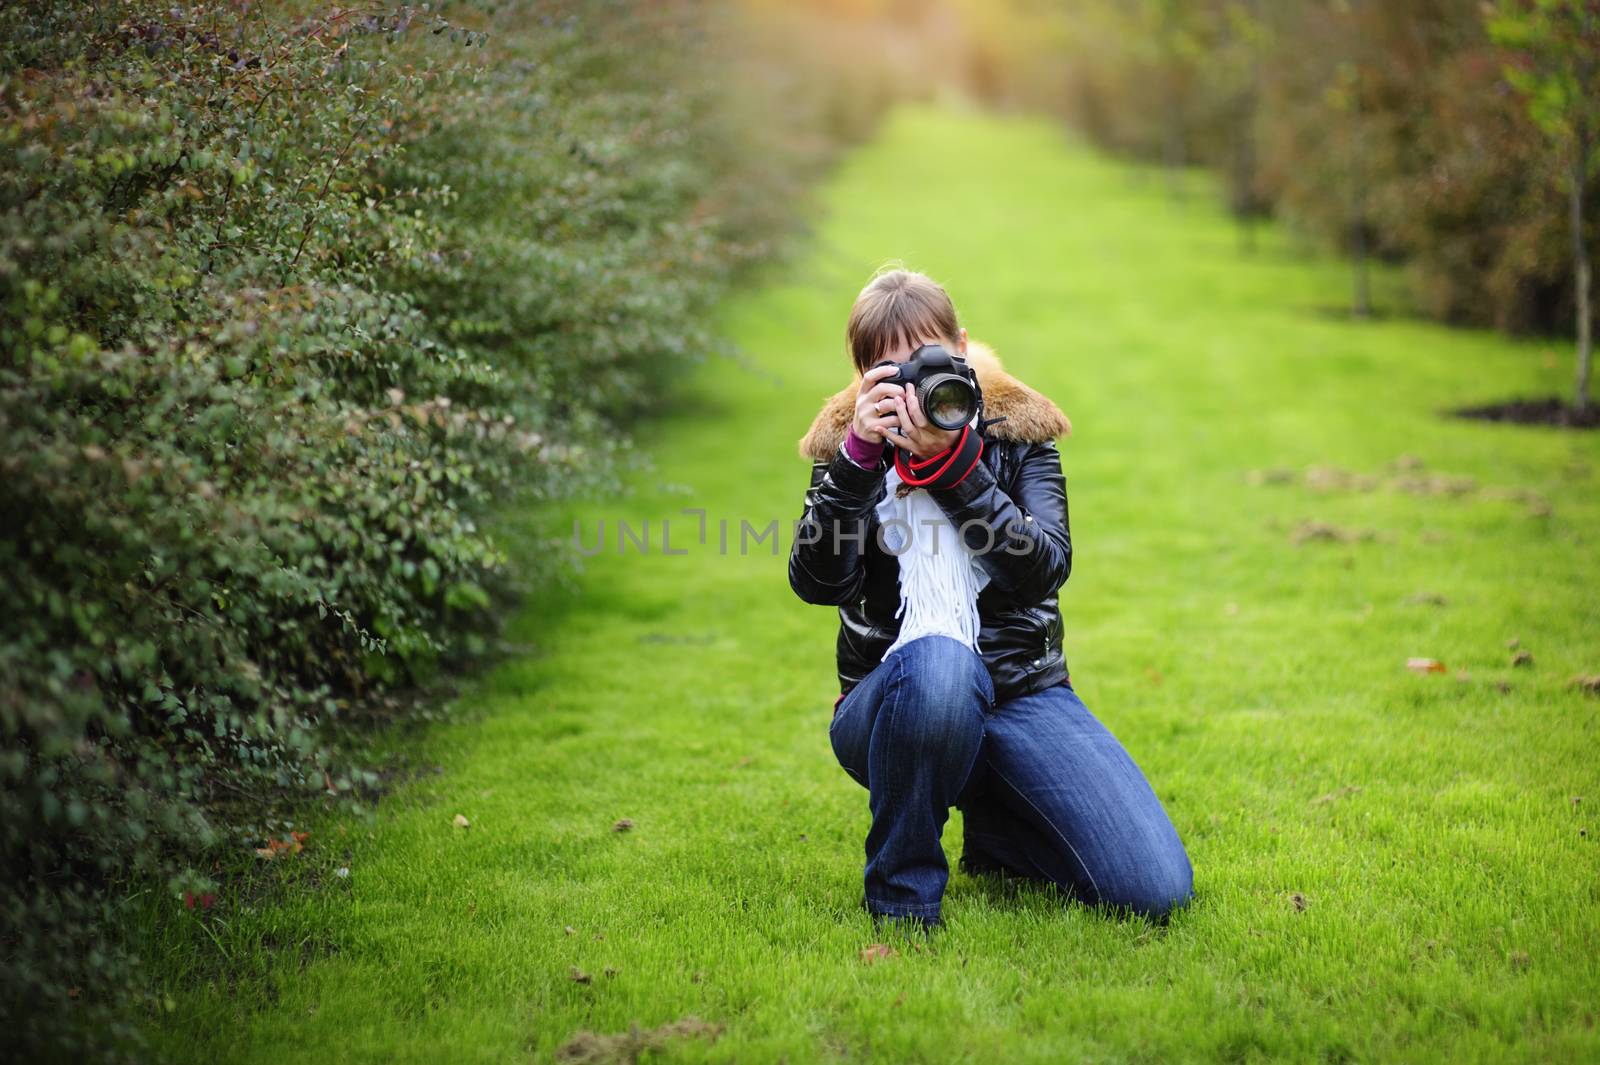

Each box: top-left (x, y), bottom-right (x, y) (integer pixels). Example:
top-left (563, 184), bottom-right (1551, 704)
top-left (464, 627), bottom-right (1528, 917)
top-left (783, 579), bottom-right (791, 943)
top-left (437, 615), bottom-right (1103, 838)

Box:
top-left (787, 432), bottom-right (1072, 705)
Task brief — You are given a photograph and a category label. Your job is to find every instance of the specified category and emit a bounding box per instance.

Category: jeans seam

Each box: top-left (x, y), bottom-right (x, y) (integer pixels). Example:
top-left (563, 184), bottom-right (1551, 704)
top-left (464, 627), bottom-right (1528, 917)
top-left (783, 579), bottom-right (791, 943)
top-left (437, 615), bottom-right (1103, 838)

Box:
top-left (881, 651), bottom-right (908, 808)
top-left (988, 762), bottom-right (1102, 903)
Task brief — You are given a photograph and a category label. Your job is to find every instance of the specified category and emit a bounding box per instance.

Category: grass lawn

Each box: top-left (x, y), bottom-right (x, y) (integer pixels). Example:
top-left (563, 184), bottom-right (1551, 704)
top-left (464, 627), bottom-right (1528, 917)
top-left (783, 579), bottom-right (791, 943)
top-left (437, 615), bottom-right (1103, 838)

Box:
top-left (141, 102), bottom-right (1600, 1063)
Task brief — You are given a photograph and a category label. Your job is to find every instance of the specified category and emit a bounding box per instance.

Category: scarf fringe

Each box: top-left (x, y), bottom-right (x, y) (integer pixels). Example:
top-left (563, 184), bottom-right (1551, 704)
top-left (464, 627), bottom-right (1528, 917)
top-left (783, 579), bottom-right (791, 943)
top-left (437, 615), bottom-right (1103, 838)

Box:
top-left (878, 469), bottom-right (984, 659)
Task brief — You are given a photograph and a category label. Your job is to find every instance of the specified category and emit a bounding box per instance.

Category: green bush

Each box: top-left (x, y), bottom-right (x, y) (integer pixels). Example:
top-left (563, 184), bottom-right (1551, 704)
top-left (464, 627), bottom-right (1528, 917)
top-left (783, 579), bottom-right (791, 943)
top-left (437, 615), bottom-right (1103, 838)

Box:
top-left (0, 1), bottom-right (892, 1059)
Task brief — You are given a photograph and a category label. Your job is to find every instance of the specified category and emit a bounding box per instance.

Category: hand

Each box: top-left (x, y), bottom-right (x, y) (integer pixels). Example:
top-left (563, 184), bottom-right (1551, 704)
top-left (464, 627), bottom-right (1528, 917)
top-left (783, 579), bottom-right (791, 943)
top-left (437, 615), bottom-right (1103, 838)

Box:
top-left (886, 381), bottom-right (963, 459)
top-left (852, 363), bottom-right (912, 446)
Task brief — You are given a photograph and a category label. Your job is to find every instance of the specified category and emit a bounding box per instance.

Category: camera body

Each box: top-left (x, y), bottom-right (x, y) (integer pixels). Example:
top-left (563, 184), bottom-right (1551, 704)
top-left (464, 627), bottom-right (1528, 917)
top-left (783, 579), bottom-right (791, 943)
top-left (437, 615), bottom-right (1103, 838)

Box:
top-left (871, 342), bottom-right (981, 431)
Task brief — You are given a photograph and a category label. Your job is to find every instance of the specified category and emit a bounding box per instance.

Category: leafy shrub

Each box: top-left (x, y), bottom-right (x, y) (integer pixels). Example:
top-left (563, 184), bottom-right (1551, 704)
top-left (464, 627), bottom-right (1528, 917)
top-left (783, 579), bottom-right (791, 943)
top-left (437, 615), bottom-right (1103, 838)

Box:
top-left (0, 1), bottom-right (894, 1059)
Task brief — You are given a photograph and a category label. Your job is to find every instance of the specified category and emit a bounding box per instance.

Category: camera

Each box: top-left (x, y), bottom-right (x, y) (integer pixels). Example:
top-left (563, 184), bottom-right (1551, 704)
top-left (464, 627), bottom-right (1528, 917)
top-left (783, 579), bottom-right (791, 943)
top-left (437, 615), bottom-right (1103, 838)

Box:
top-left (871, 342), bottom-right (980, 431)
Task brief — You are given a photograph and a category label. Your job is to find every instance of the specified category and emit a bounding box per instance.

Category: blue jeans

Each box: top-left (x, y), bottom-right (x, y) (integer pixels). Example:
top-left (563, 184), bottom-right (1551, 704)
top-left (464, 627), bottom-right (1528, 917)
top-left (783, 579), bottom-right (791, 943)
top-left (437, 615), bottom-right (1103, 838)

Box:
top-left (828, 634), bottom-right (1195, 924)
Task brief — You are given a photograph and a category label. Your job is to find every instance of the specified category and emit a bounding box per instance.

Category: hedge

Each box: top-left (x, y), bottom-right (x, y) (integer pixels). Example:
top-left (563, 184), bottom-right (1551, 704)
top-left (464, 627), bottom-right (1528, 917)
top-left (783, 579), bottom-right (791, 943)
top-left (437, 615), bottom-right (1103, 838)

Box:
top-left (0, 1), bottom-right (896, 1059)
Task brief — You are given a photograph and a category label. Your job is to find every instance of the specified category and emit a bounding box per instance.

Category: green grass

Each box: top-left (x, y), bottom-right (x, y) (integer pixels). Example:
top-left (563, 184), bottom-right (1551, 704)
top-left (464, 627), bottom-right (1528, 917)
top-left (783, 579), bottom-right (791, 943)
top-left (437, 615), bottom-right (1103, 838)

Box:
top-left (141, 102), bottom-right (1600, 1063)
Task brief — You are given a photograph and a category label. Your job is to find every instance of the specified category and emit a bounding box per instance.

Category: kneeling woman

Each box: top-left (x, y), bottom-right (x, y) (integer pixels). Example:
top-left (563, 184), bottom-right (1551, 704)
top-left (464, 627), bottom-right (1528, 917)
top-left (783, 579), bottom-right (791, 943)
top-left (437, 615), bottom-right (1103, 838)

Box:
top-left (789, 267), bottom-right (1195, 932)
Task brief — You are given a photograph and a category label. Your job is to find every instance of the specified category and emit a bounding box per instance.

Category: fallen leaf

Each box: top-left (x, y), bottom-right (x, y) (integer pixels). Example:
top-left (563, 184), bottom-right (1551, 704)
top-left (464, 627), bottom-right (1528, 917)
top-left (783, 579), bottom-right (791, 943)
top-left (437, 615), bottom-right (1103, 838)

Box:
top-left (1507, 637), bottom-right (1521, 649)
top-left (253, 835), bottom-right (305, 859)
top-left (570, 966), bottom-right (592, 984)
top-left (1406, 657), bottom-right (1447, 674)
top-left (1511, 650), bottom-right (1534, 667)
top-left (564, 925), bottom-right (577, 936)
top-left (1288, 892), bottom-right (1308, 912)
top-left (1569, 675), bottom-right (1600, 695)
top-left (453, 814), bottom-right (471, 829)
top-left (612, 818), bottom-right (634, 832)
top-left (603, 966), bottom-right (619, 977)
top-left (1508, 949), bottom-right (1531, 971)
top-left (859, 943), bottom-right (899, 964)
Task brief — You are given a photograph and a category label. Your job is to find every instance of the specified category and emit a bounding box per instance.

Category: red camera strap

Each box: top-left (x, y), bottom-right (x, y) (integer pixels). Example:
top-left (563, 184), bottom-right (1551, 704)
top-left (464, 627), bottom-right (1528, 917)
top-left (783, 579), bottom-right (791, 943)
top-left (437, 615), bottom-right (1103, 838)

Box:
top-left (893, 424), bottom-right (983, 490)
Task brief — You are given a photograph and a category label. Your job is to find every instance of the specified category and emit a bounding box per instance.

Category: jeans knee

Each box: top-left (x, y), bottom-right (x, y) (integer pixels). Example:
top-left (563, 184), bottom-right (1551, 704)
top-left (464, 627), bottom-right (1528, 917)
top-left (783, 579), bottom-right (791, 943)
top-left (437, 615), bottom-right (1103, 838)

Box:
top-left (891, 635), bottom-right (990, 704)
top-left (883, 637), bottom-right (988, 755)
top-left (1106, 853), bottom-right (1195, 923)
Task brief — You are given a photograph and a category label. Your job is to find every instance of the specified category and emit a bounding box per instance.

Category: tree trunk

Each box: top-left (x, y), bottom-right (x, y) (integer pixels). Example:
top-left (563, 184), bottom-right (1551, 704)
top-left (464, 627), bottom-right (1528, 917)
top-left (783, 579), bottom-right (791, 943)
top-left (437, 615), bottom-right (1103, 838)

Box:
top-left (1165, 58), bottom-right (1186, 202)
top-left (1232, 87), bottom-right (1259, 255)
top-left (1351, 218), bottom-right (1371, 319)
top-left (1165, 108), bottom-right (1186, 202)
top-left (1347, 104), bottom-right (1371, 319)
top-left (1573, 128), bottom-right (1593, 414)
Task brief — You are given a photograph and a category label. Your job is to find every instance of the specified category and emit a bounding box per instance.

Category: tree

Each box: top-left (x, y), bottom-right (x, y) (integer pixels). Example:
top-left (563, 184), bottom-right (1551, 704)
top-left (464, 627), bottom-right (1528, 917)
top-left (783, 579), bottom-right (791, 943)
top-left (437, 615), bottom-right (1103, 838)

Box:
top-left (1198, 0), bottom-right (1274, 251)
top-left (1489, 0), bottom-right (1600, 413)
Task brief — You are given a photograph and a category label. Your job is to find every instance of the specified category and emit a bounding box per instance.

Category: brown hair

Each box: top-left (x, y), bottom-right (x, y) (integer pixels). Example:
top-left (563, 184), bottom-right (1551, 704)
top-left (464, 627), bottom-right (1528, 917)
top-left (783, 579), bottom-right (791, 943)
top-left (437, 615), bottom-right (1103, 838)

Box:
top-left (844, 266), bottom-right (960, 376)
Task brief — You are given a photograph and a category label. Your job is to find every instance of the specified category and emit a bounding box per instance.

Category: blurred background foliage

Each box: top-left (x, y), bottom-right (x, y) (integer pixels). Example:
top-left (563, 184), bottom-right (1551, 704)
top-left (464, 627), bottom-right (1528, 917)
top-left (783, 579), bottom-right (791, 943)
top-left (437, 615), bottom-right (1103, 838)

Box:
top-left (0, 0), bottom-right (1593, 1060)
top-left (949, 0), bottom-right (1597, 400)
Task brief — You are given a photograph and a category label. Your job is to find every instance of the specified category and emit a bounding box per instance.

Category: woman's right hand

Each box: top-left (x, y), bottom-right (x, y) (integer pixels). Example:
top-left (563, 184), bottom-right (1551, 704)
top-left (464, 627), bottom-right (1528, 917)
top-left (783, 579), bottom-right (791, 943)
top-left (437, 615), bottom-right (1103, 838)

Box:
top-left (852, 363), bottom-right (908, 446)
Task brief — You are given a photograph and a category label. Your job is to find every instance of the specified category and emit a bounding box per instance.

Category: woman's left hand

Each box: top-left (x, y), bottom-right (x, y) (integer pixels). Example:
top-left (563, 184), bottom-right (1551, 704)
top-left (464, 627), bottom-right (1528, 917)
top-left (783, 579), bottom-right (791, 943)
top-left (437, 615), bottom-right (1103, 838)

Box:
top-left (887, 385), bottom-right (963, 459)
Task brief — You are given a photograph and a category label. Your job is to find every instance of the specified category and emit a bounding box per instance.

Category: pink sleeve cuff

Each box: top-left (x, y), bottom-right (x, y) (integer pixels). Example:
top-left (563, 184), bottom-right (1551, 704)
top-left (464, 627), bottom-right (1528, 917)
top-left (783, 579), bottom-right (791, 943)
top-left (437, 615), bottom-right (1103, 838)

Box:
top-left (843, 424), bottom-right (885, 469)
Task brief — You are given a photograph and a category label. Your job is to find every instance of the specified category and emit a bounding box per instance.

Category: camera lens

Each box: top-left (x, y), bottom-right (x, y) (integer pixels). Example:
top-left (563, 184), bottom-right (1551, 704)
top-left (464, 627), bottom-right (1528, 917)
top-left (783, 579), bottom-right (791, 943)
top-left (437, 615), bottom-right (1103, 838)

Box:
top-left (922, 376), bottom-right (974, 430)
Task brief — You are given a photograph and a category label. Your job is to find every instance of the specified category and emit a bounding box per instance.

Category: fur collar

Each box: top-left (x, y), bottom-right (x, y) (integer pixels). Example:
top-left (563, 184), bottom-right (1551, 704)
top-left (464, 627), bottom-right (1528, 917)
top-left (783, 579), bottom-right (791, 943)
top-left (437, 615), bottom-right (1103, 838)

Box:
top-left (797, 339), bottom-right (1072, 462)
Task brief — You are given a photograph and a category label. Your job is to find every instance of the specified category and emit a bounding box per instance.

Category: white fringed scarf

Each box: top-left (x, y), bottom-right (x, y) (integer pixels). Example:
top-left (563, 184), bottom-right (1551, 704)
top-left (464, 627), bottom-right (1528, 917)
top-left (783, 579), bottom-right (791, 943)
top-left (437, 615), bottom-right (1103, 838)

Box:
top-left (874, 458), bottom-right (991, 660)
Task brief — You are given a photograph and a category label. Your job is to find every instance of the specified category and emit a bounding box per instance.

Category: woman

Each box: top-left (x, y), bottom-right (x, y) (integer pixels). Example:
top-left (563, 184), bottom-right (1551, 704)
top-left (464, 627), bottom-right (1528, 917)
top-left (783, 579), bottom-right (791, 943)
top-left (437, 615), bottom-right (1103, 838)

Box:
top-left (789, 267), bottom-right (1195, 933)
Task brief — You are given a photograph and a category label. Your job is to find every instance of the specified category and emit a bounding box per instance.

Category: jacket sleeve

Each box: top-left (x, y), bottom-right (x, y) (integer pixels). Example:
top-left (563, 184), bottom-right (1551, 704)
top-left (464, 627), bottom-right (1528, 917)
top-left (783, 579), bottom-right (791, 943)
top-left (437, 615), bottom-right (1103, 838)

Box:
top-left (926, 438), bottom-right (1071, 607)
top-left (788, 442), bottom-right (887, 606)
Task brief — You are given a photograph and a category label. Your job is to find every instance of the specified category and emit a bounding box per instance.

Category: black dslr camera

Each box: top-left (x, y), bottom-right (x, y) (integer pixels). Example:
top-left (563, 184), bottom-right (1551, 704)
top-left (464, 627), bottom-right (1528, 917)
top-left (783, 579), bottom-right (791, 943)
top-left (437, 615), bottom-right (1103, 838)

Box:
top-left (871, 343), bottom-right (980, 431)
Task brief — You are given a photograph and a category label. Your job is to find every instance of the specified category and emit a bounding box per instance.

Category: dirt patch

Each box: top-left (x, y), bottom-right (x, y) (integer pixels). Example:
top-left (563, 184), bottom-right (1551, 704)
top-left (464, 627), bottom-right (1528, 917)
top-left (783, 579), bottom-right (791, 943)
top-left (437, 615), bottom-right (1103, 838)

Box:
top-left (556, 1017), bottom-right (724, 1064)
top-left (1311, 784), bottom-right (1364, 805)
top-left (1447, 396), bottom-right (1600, 430)
top-left (1248, 455), bottom-right (1552, 517)
top-left (1289, 520), bottom-right (1377, 545)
